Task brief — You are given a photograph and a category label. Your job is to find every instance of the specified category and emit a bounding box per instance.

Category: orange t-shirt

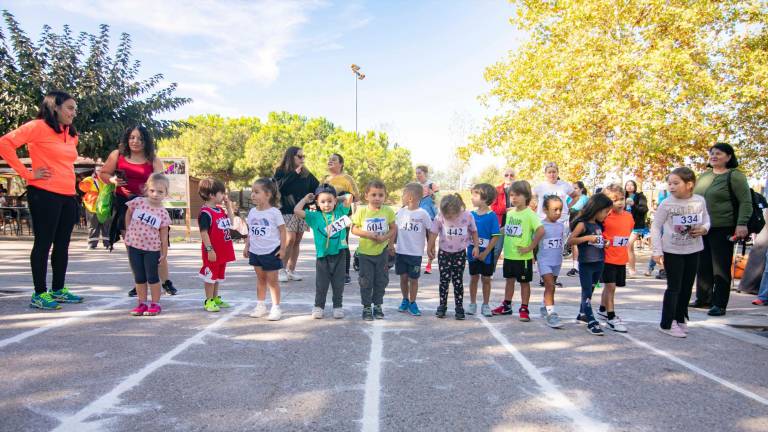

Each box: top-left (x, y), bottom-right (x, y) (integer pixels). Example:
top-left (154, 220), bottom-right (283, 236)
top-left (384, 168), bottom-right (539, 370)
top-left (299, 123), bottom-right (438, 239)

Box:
top-left (603, 210), bottom-right (635, 265)
top-left (0, 119), bottom-right (79, 195)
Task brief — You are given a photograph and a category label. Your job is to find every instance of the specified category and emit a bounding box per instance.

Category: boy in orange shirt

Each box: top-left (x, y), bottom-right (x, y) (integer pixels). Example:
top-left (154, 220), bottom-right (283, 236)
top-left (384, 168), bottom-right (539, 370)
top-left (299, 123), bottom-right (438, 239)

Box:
top-left (598, 184), bottom-right (635, 332)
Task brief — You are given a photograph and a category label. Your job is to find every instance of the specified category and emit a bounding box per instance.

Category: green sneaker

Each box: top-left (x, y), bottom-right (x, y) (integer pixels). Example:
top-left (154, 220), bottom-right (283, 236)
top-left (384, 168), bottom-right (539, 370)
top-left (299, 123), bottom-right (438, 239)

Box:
top-left (213, 296), bottom-right (230, 308)
top-left (50, 287), bottom-right (83, 303)
top-left (204, 298), bottom-right (220, 312)
top-left (30, 292), bottom-right (61, 310)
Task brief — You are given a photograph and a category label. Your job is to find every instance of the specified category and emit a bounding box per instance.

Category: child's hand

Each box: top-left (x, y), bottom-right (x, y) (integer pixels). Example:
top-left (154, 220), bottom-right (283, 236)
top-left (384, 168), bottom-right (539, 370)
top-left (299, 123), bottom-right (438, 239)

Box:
top-left (277, 247), bottom-right (286, 258)
top-left (243, 248), bottom-right (249, 259)
top-left (388, 245), bottom-right (396, 256)
top-left (427, 249), bottom-right (435, 261)
top-left (208, 250), bottom-right (217, 262)
top-left (517, 246), bottom-right (531, 254)
top-left (478, 250), bottom-right (488, 261)
top-left (304, 193), bottom-right (315, 202)
top-left (653, 255), bottom-right (663, 265)
top-left (158, 252), bottom-right (166, 263)
top-left (471, 248), bottom-right (480, 259)
top-left (690, 227), bottom-right (707, 237)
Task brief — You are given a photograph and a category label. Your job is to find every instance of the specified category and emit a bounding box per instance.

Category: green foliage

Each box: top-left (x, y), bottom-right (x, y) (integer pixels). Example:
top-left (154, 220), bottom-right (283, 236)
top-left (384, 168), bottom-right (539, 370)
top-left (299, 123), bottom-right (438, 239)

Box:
top-left (0, 10), bottom-right (190, 159)
top-left (471, 165), bottom-right (503, 187)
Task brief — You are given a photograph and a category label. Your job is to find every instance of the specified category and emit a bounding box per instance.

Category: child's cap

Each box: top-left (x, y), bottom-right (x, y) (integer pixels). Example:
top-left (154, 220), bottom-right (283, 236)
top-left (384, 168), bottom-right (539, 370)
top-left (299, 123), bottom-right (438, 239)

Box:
top-left (314, 183), bottom-right (338, 197)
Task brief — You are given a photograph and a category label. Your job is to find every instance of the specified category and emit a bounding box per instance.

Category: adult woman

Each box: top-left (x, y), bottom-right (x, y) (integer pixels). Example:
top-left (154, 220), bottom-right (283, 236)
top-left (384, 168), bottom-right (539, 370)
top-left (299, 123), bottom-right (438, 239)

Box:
top-left (100, 126), bottom-right (176, 296)
top-left (274, 146), bottom-right (319, 282)
top-left (691, 143), bottom-right (752, 316)
top-left (565, 181), bottom-right (588, 276)
top-left (625, 180), bottom-right (649, 276)
top-left (324, 153), bottom-right (359, 283)
top-left (0, 91), bottom-right (84, 309)
top-left (533, 162), bottom-right (578, 223)
top-left (491, 168), bottom-right (517, 268)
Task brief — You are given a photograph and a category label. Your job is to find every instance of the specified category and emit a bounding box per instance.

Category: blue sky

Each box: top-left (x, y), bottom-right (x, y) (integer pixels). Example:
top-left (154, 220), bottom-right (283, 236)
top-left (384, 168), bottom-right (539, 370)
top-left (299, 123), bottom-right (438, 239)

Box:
top-left (6, 0), bottom-right (524, 174)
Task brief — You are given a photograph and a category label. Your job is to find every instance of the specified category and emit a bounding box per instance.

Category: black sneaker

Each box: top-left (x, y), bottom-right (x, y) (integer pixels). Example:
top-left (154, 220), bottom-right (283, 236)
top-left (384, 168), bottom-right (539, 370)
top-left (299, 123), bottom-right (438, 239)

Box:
top-left (362, 306), bottom-right (374, 321)
top-left (539, 278), bottom-right (544, 287)
top-left (586, 320), bottom-right (604, 336)
top-left (707, 305), bottom-right (726, 316)
top-left (345, 275), bottom-right (352, 284)
top-left (435, 305), bottom-right (447, 318)
top-left (576, 313), bottom-right (589, 324)
top-left (373, 305), bottom-right (384, 319)
top-left (455, 306), bottom-right (465, 320)
top-left (128, 287), bottom-right (137, 297)
top-left (656, 269), bottom-right (667, 279)
top-left (567, 268), bottom-right (579, 277)
top-left (689, 299), bottom-right (710, 308)
top-left (162, 280), bottom-right (178, 295)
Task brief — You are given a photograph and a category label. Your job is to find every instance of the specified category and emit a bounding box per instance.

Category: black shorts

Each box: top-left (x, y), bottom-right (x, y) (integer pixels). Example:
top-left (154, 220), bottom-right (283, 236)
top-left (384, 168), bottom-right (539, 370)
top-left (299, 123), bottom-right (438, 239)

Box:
top-left (395, 254), bottom-right (422, 279)
top-left (503, 259), bottom-right (533, 283)
top-left (469, 257), bottom-right (495, 277)
top-left (601, 263), bottom-right (626, 287)
top-left (249, 247), bottom-right (284, 271)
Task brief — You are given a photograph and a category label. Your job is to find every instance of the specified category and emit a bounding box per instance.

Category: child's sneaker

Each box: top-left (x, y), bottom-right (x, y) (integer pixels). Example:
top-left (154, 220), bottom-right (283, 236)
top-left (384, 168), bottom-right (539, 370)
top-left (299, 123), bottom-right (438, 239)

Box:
top-left (287, 270), bottom-right (303, 281)
top-left (586, 320), bottom-right (604, 335)
top-left (333, 307), bottom-right (344, 319)
top-left (162, 280), bottom-right (178, 295)
top-left (491, 302), bottom-right (513, 316)
top-left (481, 304), bottom-right (492, 317)
top-left (455, 306), bottom-right (465, 320)
top-left (752, 298), bottom-right (767, 306)
top-left (373, 305), bottom-right (384, 319)
top-left (131, 303), bottom-right (148, 316)
top-left (546, 312), bottom-right (564, 328)
top-left (204, 298), bottom-right (220, 312)
top-left (566, 268), bottom-right (579, 276)
top-left (213, 296), bottom-right (230, 308)
top-left (576, 313), bottom-right (590, 324)
top-left (435, 305), bottom-right (447, 318)
top-left (312, 307), bottom-right (324, 319)
top-left (362, 306), bottom-right (374, 321)
top-left (30, 292), bottom-right (61, 310)
top-left (249, 302), bottom-right (267, 318)
top-left (49, 287), bottom-right (83, 303)
top-left (278, 269), bottom-right (289, 282)
top-left (398, 298), bottom-right (410, 312)
top-left (408, 302), bottom-right (421, 316)
top-left (144, 303), bottom-right (162, 316)
top-left (659, 323), bottom-right (686, 338)
top-left (518, 306), bottom-right (530, 322)
top-left (425, 261), bottom-right (432, 274)
top-left (539, 306), bottom-right (548, 318)
top-left (466, 303), bottom-right (477, 315)
top-left (267, 305), bottom-right (282, 321)
top-left (677, 320), bottom-right (688, 334)
top-left (606, 316), bottom-right (628, 333)
top-left (596, 309), bottom-right (608, 321)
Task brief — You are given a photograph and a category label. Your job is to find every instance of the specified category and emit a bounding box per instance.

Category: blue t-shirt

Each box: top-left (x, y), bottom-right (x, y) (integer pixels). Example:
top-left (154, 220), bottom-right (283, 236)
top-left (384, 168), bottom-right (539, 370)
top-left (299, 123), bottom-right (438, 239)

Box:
top-left (468, 211), bottom-right (501, 264)
top-left (567, 195), bottom-right (588, 212)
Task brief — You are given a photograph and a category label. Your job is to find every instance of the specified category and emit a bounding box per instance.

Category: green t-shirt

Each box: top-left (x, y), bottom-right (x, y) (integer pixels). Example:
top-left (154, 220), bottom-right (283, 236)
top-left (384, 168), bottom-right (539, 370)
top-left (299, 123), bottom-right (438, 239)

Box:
top-left (502, 207), bottom-right (542, 261)
top-left (351, 205), bottom-right (396, 256)
top-left (305, 205), bottom-right (351, 258)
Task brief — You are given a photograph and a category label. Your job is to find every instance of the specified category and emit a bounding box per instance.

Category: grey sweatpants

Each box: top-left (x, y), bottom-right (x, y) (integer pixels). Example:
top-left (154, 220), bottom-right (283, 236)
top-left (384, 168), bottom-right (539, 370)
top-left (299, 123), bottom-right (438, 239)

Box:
top-left (358, 250), bottom-right (389, 306)
top-left (316, 252), bottom-right (346, 308)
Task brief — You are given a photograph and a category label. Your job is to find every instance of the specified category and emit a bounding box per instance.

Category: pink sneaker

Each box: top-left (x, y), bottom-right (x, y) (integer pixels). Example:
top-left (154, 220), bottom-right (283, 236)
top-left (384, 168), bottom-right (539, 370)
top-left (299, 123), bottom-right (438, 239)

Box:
top-left (144, 303), bottom-right (162, 316)
top-left (659, 322), bottom-right (686, 338)
top-left (131, 303), bottom-right (148, 316)
top-left (677, 321), bottom-right (688, 334)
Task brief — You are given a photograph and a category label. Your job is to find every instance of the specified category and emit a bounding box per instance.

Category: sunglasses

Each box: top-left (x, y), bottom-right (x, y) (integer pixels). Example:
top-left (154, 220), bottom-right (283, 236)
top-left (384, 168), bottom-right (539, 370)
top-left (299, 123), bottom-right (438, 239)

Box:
top-left (296, 154), bottom-right (306, 159)
top-left (504, 173), bottom-right (515, 178)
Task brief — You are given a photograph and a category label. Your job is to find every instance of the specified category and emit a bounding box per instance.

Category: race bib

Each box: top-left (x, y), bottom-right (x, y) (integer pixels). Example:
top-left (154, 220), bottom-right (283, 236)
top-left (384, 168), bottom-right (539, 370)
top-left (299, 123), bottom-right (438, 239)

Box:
top-left (505, 224), bottom-right (523, 237)
top-left (672, 213), bottom-right (702, 227)
top-left (589, 235), bottom-right (605, 249)
top-left (364, 217), bottom-right (388, 234)
top-left (399, 220), bottom-right (421, 232)
top-left (249, 225), bottom-right (268, 237)
top-left (132, 210), bottom-right (161, 229)
top-left (542, 237), bottom-right (563, 249)
top-left (217, 217), bottom-right (232, 230)
top-left (326, 215), bottom-right (352, 236)
top-left (444, 226), bottom-right (466, 237)
top-left (478, 238), bottom-right (490, 248)
top-left (613, 236), bottom-right (630, 247)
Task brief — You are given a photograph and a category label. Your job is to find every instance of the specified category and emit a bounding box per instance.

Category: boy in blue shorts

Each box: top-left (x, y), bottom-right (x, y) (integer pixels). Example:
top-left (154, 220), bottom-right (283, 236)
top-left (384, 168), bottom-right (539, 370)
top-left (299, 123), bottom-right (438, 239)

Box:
top-left (393, 183), bottom-right (433, 316)
top-left (467, 184), bottom-right (501, 317)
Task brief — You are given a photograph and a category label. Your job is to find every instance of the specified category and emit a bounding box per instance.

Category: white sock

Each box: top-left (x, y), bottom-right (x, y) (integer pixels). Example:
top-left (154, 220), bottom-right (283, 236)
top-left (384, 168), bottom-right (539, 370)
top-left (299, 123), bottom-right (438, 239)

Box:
top-left (575, 261), bottom-right (580, 271)
top-left (546, 305), bottom-right (555, 314)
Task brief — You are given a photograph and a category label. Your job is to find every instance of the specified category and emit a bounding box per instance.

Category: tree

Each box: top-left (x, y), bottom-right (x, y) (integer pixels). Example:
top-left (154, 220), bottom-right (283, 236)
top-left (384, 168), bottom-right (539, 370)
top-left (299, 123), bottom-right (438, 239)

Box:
top-left (464, 1), bottom-right (767, 182)
top-left (0, 10), bottom-right (189, 158)
top-left (471, 165), bottom-right (503, 186)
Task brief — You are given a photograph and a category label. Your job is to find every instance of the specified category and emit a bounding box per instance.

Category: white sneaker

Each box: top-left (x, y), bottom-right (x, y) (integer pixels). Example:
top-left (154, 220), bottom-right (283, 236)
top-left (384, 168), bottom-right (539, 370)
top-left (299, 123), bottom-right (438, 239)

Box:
top-left (267, 304), bottom-right (282, 321)
top-left (333, 307), bottom-right (344, 319)
top-left (249, 302), bottom-right (267, 318)
top-left (287, 270), bottom-right (303, 281)
top-left (466, 303), bottom-right (477, 315)
top-left (312, 306), bottom-right (324, 319)
top-left (606, 316), bottom-right (628, 333)
top-left (659, 322), bottom-right (686, 338)
top-left (278, 269), bottom-right (289, 282)
top-left (678, 321), bottom-right (689, 334)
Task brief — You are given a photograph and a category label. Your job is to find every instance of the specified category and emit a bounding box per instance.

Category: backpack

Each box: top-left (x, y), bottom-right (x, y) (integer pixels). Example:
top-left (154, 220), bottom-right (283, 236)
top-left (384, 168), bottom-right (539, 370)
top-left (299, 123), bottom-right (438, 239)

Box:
top-left (727, 171), bottom-right (767, 235)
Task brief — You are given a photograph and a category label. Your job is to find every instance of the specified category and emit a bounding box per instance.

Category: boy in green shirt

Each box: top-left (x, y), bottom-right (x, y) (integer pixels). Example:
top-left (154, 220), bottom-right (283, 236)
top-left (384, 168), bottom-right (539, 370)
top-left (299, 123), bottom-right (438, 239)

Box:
top-left (351, 180), bottom-right (397, 321)
top-left (295, 184), bottom-right (354, 319)
top-left (492, 180), bottom-right (545, 321)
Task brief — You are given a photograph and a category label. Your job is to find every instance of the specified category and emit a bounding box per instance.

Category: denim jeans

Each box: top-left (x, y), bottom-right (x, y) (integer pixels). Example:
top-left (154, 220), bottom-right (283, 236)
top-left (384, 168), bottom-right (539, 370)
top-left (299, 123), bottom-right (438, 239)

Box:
top-left (758, 249), bottom-right (768, 301)
top-left (578, 261), bottom-right (604, 321)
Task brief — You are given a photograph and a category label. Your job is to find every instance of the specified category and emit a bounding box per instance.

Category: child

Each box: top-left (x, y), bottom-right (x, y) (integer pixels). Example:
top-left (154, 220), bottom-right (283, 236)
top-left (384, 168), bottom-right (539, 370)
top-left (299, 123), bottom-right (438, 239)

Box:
top-left (492, 181), bottom-right (544, 321)
top-left (537, 196), bottom-right (565, 328)
top-left (467, 184), bottom-right (501, 317)
top-left (198, 178), bottom-right (236, 313)
top-left (428, 194), bottom-right (479, 319)
top-left (295, 184), bottom-right (354, 319)
top-left (652, 167), bottom-right (710, 338)
top-left (244, 178), bottom-right (286, 321)
top-left (393, 182), bottom-right (433, 316)
top-left (597, 184), bottom-right (635, 333)
top-left (568, 193), bottom-right (613, 335)
top-left (351, 180), bottom-right (397, 321)
top-left (125, 173), bottom-right (172, 316)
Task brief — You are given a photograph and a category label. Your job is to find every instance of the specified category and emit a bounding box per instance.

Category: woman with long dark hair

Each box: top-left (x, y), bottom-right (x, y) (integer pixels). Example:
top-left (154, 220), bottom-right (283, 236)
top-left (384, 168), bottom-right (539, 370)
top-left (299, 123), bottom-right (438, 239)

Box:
top-left (0, 91), bottom-right (84, 309)
top-left (274, 146), bottom-right (319, 282)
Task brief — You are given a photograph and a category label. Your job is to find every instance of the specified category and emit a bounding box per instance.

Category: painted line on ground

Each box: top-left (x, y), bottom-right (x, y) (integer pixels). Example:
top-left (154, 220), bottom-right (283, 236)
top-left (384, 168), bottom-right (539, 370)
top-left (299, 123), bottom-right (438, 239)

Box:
top-left (478, 315), bottom-right (610, 432)
top-left (51, 302), bottom-right (252, 432)
top-left (0, 297), bottom-right (129, 349)
top-left (619, 332), bottom-right (768, 406)
top-left (360, 320), bottom-right (383, 432)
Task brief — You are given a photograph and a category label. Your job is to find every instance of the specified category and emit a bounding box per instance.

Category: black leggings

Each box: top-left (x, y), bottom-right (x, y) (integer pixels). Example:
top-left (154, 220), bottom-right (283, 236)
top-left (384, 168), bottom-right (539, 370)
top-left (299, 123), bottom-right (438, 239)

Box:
top-left (27, 186), bottom-right (78, 294)
top-left (661, 252), bottom-right (699, 329)
top-left (696, 227), bottom-right (735, 308)
top-left (128, 246), bottom-right (161, 284)
top-left (438, 250), bottom-right (466, 308)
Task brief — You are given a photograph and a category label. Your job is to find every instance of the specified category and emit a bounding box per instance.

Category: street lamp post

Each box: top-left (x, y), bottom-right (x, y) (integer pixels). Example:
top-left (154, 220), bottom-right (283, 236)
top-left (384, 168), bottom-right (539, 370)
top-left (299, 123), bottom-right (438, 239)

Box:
top-left (350, 64), bottom-right (365, 136)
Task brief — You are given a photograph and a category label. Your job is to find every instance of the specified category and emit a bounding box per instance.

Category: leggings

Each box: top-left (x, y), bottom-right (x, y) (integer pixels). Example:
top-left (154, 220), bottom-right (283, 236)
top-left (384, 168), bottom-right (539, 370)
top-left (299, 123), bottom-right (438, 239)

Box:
top-left (128, 246), bottom-right (161, 284)
top-left (438, 250), bottom-right (466, 308)
top-left (27, 186), bottom-right (78, 295)
top-left (578, 261), bottom-right (604, 321)
top-left (661, 252), bottom-right (699, 329)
